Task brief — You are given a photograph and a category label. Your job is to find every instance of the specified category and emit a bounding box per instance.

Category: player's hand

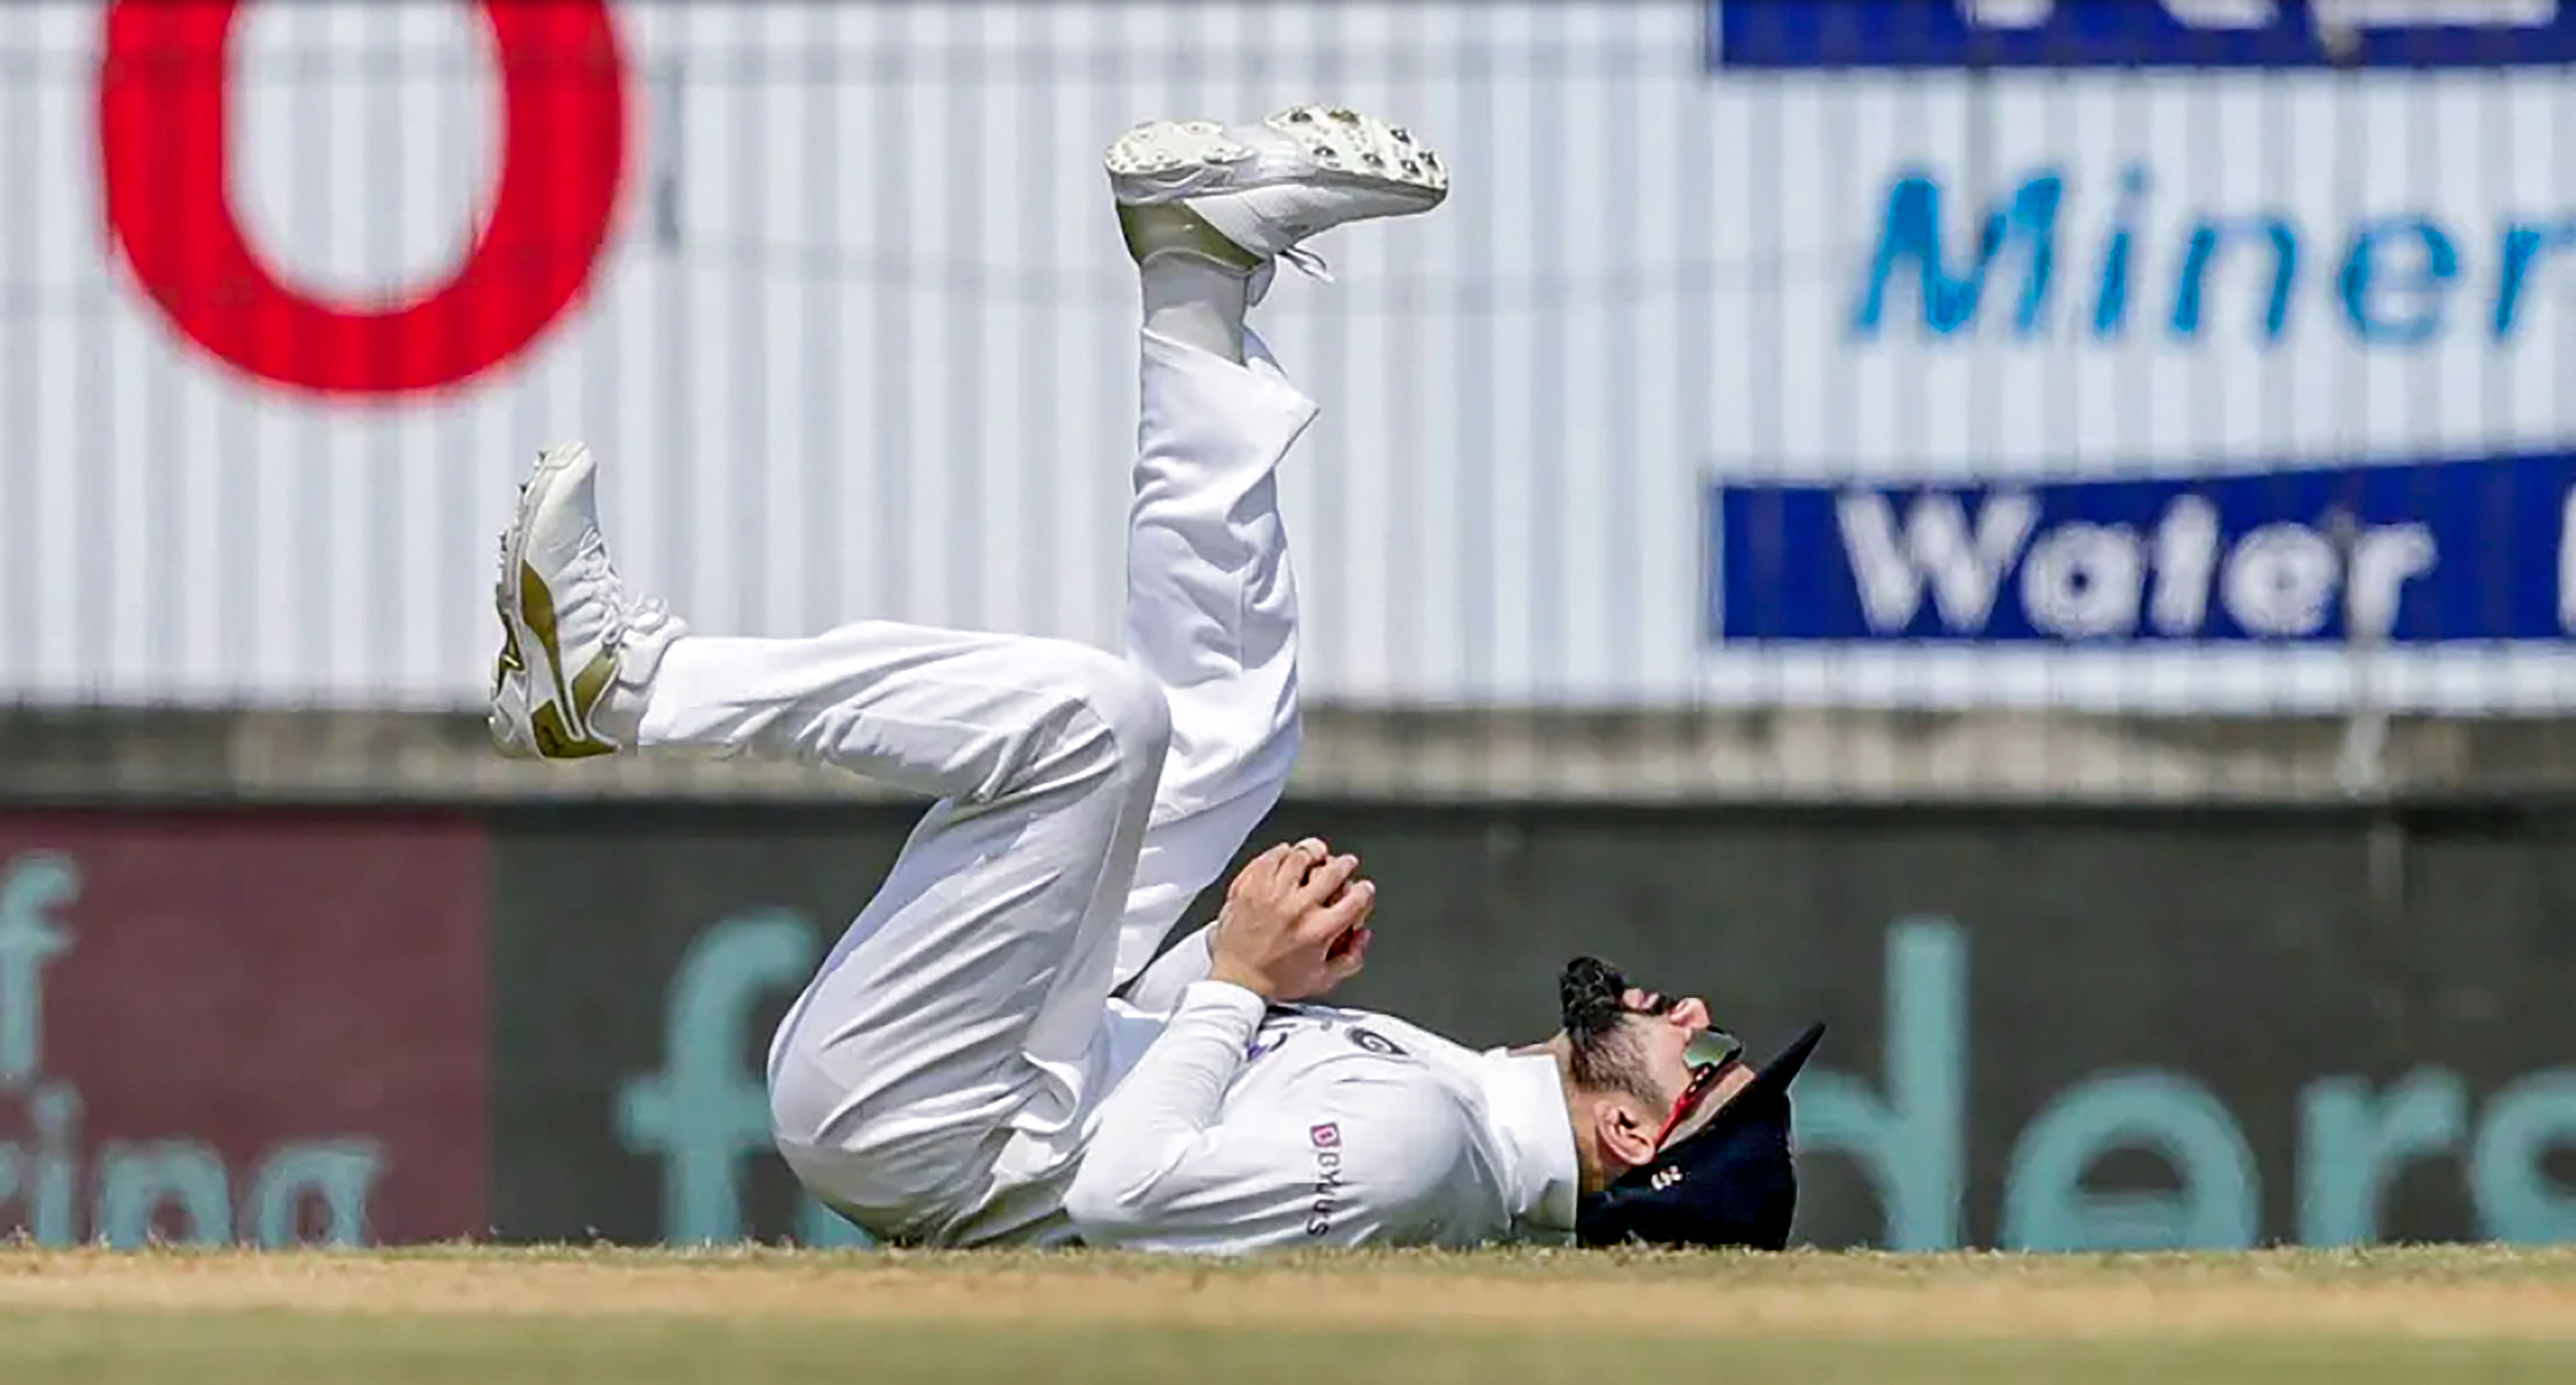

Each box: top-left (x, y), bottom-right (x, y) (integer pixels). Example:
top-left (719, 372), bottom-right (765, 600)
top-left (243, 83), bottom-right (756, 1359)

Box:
top-left (1209, 837), bottom-right (1377, 1002)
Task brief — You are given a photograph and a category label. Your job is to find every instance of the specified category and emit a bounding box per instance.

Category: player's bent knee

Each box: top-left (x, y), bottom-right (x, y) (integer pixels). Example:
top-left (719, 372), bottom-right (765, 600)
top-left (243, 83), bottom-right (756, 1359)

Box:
top-left (1046, 644), bottom-right (1171, 779)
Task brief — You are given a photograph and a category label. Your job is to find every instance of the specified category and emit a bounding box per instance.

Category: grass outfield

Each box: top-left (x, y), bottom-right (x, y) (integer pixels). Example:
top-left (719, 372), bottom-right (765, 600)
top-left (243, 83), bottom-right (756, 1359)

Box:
top-left (4, 1245), bottom-right (2576, 1384)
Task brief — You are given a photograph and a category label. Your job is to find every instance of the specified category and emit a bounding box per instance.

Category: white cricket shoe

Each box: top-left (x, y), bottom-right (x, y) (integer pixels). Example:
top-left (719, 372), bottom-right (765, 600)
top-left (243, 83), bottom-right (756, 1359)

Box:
top-left (487, 441), bottom-right (681, 760)
top-left (1106, 104), bottom-right (1447, 298)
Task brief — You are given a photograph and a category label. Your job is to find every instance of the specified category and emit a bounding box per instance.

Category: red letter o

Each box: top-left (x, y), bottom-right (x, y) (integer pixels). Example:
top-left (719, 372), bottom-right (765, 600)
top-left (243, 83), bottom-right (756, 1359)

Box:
top-left (99, 0), bottom-right (629, 398)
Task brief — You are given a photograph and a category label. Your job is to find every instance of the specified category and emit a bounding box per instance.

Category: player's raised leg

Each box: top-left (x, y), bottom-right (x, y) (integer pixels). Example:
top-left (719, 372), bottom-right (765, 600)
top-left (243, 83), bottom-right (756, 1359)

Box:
top-left (487, 442), bottom-right (1172, 1244)
top-left (1098, 106), bottom-right (1448, 985)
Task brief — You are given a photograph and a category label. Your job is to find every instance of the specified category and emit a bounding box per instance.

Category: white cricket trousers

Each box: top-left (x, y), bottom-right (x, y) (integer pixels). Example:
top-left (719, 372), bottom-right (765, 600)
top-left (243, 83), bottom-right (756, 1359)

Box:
top-left (631, 329), bottom-right (1319, 1246)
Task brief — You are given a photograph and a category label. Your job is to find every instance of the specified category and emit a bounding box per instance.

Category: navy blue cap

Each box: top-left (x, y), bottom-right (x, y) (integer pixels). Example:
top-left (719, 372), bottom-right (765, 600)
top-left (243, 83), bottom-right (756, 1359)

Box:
top-left (1574, 1022), bottom-right (1824, 1250)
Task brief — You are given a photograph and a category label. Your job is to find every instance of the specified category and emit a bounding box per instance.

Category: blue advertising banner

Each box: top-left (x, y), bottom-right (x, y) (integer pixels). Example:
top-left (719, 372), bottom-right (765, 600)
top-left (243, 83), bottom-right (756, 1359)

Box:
top-left (1710, 452), bottom-right (2576, 645)
top-left (1708, 1), bottom-right (2576, 71)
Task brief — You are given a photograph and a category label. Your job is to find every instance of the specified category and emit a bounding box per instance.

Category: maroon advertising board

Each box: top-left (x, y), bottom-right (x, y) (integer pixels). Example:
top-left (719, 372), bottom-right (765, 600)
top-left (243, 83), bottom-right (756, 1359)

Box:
top-left (0, 813), bottom-right (489, 1245)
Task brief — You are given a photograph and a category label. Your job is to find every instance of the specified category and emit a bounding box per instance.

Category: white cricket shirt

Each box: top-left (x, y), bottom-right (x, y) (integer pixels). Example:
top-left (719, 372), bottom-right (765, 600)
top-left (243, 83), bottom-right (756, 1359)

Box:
top-left (1060, 975), bottom-right (1583, 1254)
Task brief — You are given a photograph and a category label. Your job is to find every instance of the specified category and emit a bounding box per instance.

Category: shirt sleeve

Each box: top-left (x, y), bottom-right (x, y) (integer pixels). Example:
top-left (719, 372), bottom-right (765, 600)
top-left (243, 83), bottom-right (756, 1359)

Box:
top-left (1065, 980), bottom-right (1475, 1255)
top-left (1115, 922), bottom-right (1217, 1015)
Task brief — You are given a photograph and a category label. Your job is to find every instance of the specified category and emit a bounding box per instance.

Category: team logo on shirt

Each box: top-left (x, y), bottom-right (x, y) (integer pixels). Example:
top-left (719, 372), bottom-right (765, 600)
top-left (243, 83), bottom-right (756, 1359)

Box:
top-left (1346, 1027), bottom-right (1407, 1058)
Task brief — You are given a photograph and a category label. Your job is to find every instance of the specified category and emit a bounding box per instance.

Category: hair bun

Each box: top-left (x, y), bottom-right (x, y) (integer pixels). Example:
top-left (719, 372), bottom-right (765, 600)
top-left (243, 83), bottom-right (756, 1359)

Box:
top-left (1556, 955), bottom-right (1630, 1043)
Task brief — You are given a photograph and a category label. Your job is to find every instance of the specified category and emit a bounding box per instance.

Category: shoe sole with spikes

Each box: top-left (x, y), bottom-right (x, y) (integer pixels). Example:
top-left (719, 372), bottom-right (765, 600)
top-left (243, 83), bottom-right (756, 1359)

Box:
top-left (1104, 104), bottom-right (1447, 209)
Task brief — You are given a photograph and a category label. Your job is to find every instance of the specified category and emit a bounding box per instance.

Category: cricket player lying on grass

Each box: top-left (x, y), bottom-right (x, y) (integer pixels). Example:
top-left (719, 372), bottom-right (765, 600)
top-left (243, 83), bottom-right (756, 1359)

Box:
top-left (488, 105), bottom-right (1821, 1254)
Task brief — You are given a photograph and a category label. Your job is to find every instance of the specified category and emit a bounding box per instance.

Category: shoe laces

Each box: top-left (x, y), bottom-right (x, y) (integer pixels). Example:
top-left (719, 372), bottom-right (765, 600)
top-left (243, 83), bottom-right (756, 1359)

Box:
top-left (569, 530), bottom-right (667, 632)
top-left (568, 530), bottom-right (621, 599)
top-left (1277, 244), bottom-right (1333, 283)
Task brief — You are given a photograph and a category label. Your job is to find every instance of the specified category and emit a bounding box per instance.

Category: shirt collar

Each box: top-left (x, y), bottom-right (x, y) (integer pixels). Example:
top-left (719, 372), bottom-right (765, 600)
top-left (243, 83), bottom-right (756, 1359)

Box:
top-left (1472, 1048), bottom-right (1582, 1234)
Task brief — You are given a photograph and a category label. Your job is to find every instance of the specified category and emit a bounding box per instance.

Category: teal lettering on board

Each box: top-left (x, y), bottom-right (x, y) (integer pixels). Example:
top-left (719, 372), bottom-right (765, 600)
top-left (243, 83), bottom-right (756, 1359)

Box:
top-left (1791, 916), bottom-right (1967, 1250)
top-left (2297, 1071), bottom-right (2466, 1246)
top-left (617, 909), bottom-right (877, 1247)
top-left (1850, 165), bottom-right (2566, 348)
top-left (2470, 1071), bottom-right (2576, 1244)
top-left (0, 852), bottom-right (77, 1090)
top-left (2339, 217), bottom-right (2459, 346)
top-left (2001, 1072), bottom-right (2258, 1251)
top-left (247, 1139), bottom-right (385, 1248)
top-left (618, 909), bottom-right (817, 1244)
top-left (1850, 174), bottom-right (2063, 340)
top-left (1794, 915), bottom-right (2576, 1249)
top-left (93, 1140), bottom-right (231, 1249)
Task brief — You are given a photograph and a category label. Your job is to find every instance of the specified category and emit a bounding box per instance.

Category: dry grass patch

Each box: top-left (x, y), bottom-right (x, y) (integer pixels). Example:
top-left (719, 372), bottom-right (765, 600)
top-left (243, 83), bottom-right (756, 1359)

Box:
top-left (4, 1245), bottom-right (2575, 1340)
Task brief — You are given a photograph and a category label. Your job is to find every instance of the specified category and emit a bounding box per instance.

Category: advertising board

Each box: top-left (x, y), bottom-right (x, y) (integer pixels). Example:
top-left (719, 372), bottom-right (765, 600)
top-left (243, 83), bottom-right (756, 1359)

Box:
top-left (1701, 0), bottom-right (2576, 711)
top-left (6, 2), bottom-right (2571, 712)
top-left (474, 798), bottom-right (2576, 1251)
top-left (1246, 798), bottom-right (2576, 1250)
top-left (0, 813), bottom-right (489, 1245)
